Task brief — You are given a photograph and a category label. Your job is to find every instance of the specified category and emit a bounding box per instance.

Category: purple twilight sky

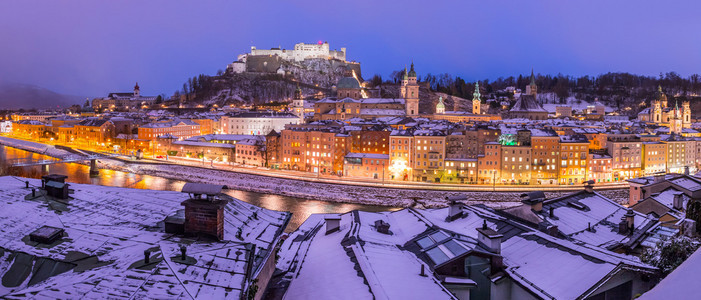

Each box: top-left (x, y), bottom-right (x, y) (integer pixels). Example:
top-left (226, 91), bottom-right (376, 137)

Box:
top-left (1, 0), bottom-right (700, 97)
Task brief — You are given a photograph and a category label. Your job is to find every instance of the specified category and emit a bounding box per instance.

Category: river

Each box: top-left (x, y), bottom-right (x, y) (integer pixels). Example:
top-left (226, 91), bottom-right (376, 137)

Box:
top-left (0, 145), bottom-right (397, 231)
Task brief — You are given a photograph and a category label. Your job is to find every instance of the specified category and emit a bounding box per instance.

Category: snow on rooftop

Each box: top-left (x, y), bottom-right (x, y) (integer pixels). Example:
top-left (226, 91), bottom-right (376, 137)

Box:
top-left (0, 176), bottom-right (289, 298)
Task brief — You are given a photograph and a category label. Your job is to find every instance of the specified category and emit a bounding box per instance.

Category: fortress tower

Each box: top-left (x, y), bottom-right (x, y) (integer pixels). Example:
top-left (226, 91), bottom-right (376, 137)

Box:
top-left (402, 62), bottom-right (420, 117)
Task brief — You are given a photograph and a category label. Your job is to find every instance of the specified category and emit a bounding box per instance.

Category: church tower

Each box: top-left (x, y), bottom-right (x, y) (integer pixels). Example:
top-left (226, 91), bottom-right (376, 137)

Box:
top-left (525, 69), bottom-right (537, 97)
top-left (292, 84), bottom-right (305, 123)
top-left (403, 62), bottom-right (420, 117)
top-left (436, 96), bottom-right (445, 114)
top-left (652, 99), bottom-right (662, 123)
top-left (472, 82), bottom-right (481, 114)
top-left (657, 85), bottom-right (668, 108)
top-left (134, 82), bottom-right (140, 98)
top-left (670, 101), bottom-right (683, 135)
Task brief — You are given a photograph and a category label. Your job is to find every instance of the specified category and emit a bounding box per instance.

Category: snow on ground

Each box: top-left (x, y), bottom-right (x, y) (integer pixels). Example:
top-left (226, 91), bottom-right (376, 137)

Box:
top-left (0, 136), bottom-right (629, 209)
top-left (0, 136), bottom-right (75, 159)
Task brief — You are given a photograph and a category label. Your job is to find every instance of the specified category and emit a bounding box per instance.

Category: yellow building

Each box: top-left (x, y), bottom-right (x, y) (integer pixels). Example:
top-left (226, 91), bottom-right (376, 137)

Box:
top-left (559, 135), bottom-right (589, 185)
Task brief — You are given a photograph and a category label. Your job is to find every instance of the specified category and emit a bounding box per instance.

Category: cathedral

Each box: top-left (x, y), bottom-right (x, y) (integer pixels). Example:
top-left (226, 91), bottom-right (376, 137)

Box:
top-left (637, 86), bottom-right (691, 132)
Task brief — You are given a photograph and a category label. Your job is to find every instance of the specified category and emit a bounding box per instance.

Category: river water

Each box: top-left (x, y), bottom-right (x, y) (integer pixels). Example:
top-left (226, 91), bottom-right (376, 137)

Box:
top-left (0, 145), bottom-right (396, 231)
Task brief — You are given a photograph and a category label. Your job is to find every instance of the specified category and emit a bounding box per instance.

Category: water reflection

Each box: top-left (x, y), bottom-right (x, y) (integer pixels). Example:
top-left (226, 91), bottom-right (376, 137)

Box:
top-left (0, 145), bottom-right (397, 231)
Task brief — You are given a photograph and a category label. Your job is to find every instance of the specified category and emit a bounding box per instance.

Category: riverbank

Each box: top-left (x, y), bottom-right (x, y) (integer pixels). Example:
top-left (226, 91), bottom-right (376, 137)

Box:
top-left (0, 136), bottom-right (629, 208)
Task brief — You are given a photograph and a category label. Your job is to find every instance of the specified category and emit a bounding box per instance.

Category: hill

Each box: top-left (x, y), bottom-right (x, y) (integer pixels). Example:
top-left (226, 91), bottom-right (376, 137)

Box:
top-left (0, 82), bottom-right (84, 110)
top-left (176, 58), bottom-right (361, 106)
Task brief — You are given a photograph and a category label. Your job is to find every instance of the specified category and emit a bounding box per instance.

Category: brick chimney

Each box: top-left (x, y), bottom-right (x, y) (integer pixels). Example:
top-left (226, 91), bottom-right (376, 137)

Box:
top-left (182, 198), bottom-right (227, 240)
top-left (180, 183), bottom-right (230, 241)
top-left (476, 220), bottom-right (503, 254)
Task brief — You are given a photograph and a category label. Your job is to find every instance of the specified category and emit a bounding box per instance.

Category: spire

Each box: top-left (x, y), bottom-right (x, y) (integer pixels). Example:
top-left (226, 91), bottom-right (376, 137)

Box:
top-left (529, 69), bottom-right (536, 85)
top-left (403, 65), bottom-right (408, 80)
top-left (473, 82), bottom-right (481, 101)
top-left (134, 82), bottom-right (140, 90)
top-left (408, 61), bottom-right (416, 78)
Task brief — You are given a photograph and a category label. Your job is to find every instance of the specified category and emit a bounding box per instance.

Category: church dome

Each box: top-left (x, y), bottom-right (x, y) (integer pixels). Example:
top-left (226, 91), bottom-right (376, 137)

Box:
top-left (337, 77), bottom-right (360, 89)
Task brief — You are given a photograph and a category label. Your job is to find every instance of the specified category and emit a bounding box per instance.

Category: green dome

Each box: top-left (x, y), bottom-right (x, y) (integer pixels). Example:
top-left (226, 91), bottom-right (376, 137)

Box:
top-left (337, 77), bottom-right (360, 89)
top-left (408, 62), bottom-right (417, 77)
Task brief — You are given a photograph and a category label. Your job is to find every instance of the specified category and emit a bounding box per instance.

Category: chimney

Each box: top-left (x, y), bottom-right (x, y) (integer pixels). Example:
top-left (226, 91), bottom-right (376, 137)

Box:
top-left (624, 209), bottom-right (635, 234)
top-left (521, 191), bottom-right (545, 212)
top-left (181, 196), bottom-right (227, 240)
top-left (144, 250), bottom-right (151, 264)
top-left (419, 264), bottom-right (427, 277)
top-left (374, 219), bottom-right (391, 234)
top-left (180, 245), bottom-right (187, 260)
top-left (618, 218), bottom-right (629, 235)
top-left (325, 216), bottom-right (341, 234)
top-left (673, 192), bottom-right (684, 210)
top-left (446, 197), bottom-right (465, 221)
top-left (685, 166), bottom-right (690, 176)
top-left (180, 183), bottom-right (229, 241)
top-left (583, 180), bottom-right (595, 193)
top-left (476, 220), bottom-right (503, 254)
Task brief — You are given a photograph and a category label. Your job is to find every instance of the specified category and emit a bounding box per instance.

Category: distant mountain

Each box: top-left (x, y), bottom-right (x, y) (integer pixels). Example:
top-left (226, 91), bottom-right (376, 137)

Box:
top-left (0, 82), bottom-right (85, 110)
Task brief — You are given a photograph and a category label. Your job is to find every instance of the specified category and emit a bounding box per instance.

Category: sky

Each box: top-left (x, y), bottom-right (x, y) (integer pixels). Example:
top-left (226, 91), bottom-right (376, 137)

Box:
top-left (1, 0), bottom-right (700, 97)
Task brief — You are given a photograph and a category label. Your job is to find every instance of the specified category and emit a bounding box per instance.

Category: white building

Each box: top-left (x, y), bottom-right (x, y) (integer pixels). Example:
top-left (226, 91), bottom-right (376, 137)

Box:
top-left (248, 41), bottom-right (346, 62)
top-left (221, 111), bottom-right (299, 135)
top-left (0, 121), bottom-right (13, 133)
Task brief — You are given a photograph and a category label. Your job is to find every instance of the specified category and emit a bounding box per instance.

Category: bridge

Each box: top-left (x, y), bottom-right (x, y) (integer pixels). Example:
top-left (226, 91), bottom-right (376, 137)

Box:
top-left (10, 154), bottom-right (109, 176)
top-left (10, 154), bottom-right (104, 167)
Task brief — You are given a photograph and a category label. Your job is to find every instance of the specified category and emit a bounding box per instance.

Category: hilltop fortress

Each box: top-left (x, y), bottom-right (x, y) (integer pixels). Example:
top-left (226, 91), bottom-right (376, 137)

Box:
top-left (228, 41), bottom-right (353, 75)
top-left (243, 41), bottom-right (346, 62)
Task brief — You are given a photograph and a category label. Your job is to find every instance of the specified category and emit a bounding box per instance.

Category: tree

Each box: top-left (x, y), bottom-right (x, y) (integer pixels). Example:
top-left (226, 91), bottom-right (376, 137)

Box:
top-left (370, 74), bottom-right (383, 87)
top-left (84, 99), bottom-right (90, 107)
top-left (155, 95), bottom-right (163, 104)
top-left (641, 236), bottom-right (699, 275)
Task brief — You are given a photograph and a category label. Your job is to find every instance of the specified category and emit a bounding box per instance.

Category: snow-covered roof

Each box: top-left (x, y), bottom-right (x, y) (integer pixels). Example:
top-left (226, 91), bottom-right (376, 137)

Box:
top-left (0, 176), bottom-right (290, 298)
top-left (276, 203), bottom-right (655, 300)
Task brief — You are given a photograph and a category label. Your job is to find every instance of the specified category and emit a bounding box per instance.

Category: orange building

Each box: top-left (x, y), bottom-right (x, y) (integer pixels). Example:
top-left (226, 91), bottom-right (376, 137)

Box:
top-left (530, 131), bottom-right (560, 185)
top-left (74, 119), bottom-right (115, 147)
top-left (280, 129), bottom-right (340, 175)
top-left (343, 153), bottom-right (390, 180)
top-left (138, 119), bottom-right (200, 141)
top-left (389, 130), bottom-right (414, 181)
top-left (478, 142), bottom-right (502, 184)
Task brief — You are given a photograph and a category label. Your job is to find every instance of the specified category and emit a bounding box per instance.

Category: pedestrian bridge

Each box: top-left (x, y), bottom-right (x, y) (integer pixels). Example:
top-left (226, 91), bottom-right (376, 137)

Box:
top-left (10, 154), bottom-right (105, 167)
